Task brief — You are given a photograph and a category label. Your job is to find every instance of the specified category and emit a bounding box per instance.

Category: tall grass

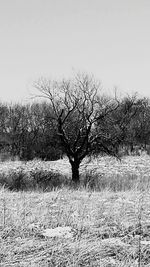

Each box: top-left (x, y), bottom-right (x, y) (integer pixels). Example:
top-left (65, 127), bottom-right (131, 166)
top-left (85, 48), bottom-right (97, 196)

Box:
top-left (0, 156), bottom-right (150, 265)
top-left (0, 168), bottom-right (70, 191)
top-left (0, 167), bottom-right (149, 192)
top-left (0, 185), bottom-right (150, 266)
top-left (0, 154), bottom-right (149, 192)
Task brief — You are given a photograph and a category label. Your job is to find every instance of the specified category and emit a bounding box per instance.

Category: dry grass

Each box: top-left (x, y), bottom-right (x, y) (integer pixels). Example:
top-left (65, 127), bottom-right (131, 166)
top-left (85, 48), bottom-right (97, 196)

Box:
top-left (0, 154), bottom-right (150, 191)
top-left (0, 155), bottom-right (150, 266)
top-left (0, 188), bottom-right (150, 266)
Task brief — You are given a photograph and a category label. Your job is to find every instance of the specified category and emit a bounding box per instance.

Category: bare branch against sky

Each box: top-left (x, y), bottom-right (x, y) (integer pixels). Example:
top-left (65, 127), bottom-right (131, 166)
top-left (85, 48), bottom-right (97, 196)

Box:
top-left (0, 0), bottom-right (150, 102)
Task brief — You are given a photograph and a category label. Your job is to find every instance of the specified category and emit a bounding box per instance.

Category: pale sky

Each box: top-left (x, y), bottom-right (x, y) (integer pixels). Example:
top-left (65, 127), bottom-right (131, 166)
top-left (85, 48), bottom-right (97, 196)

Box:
top-left (0, 0), bottom-right (150, 103)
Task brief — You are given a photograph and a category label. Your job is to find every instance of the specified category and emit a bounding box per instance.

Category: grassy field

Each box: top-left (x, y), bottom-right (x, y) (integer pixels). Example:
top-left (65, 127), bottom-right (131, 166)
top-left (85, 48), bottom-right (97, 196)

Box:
top-left (0, 155), bottom-right (150, 266)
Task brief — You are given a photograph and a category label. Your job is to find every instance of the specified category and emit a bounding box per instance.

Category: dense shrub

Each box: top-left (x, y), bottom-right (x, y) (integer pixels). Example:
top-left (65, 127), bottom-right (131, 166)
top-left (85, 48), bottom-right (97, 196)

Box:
top-left (80, 170), bottom-right (140, 191)
top-left (0, 167), bottom-right (147, 192)
top-left (29, 168), bottom-right (69, 190)
top-left (0, 168), bottom-right (70, 191)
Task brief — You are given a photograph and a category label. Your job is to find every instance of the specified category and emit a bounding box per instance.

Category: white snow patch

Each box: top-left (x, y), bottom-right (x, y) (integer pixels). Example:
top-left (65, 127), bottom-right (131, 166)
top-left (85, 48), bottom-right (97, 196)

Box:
top-left (42, 226), bottom-right (73, 238)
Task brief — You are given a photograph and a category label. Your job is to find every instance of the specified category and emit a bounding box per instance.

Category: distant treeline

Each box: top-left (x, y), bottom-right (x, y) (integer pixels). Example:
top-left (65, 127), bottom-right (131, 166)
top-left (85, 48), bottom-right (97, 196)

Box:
top-left (1, 72), bottom-right (150, 164)
top-left (0, 102), bottom-right (63, 160)
top-left (0, 96), bottom-right (150, 161)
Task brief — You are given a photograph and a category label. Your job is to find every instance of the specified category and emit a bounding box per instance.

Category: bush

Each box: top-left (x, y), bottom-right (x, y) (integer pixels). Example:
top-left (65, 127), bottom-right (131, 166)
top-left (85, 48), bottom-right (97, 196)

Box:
top-left (0, 168), bottom-right (28, 191)
top-left (0, 168), bottom-right (70, 191)
top-left (29, 168), bottom-right (69, 190)
top-left (80, 170), bottom-right (139, 191)
top-left (0, 167), bottom-right (141, 192)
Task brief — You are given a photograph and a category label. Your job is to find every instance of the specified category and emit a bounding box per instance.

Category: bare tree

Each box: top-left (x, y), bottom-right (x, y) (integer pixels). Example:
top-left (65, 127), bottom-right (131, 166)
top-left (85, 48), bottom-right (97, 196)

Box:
top-left (35, 73), bottom-right (138, 183)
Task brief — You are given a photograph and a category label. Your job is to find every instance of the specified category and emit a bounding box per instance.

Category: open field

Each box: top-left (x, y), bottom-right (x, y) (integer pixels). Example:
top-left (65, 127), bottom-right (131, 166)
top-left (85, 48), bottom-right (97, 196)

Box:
top-left (1, 154), bottom-right (150, 178)
top-left (0, 155), bottom-right (150, 266)
top-left (1, 154), bottom-right (150, 191)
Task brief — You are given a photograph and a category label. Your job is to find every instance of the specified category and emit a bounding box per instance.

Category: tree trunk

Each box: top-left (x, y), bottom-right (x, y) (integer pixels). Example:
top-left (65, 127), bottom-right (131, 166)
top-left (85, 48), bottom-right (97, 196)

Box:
top-left (70, 160), bottom-right (80, 183)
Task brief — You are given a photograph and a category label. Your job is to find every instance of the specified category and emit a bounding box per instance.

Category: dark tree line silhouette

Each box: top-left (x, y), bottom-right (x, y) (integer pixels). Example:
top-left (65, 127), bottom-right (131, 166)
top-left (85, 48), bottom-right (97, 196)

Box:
top-left (0, 73), bottom-right (150, 182)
